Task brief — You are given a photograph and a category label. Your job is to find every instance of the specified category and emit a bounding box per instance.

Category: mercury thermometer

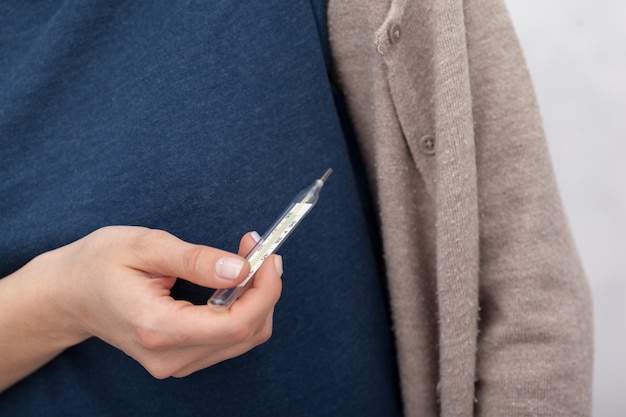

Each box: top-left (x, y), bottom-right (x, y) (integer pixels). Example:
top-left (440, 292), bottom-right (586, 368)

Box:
top-left (209, 168), bottom-right (333, 310)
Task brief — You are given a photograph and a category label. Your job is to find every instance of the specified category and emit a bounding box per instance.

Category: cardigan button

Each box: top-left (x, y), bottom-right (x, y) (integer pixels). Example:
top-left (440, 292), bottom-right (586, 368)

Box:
top-left (388, 23), bottom-right (401, 44)
top-left (419, 135), bottom-right (436, 155)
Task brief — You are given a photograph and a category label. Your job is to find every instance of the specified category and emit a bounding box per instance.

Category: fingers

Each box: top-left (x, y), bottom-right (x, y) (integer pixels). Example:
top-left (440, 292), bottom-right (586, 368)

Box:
top-left (171, 250), bottom-right (282, 334)
top-left (235, 231), bottom-right (283, 308)
top-left (168, 312), bottom-right (276, 378)
top-left (163, 251), bottom-right (283, 343)
top-left (134, 310), bottom-right (275, 379)
top-left (125, 252), bottom-right (283, 378)
top-left (238, 231), bottom-right (261, 257)
top-left (127, 229), bottom-right (251, 289)
top-left (229, 253), bottom-right (283, 316)
top-left (76, 226), bottom-right (284, 378)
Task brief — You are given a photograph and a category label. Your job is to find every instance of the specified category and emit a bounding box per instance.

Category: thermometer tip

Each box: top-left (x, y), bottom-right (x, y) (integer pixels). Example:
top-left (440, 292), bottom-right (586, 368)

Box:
top-left (320, 168), bottom-right (333, 183)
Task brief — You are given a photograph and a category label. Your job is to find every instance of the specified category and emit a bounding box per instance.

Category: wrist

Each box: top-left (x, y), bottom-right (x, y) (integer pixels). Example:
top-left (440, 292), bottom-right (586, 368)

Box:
top-left (24, 249), bottom-right (91, 348)
top-left (0, 249), bottom-right (90, 391)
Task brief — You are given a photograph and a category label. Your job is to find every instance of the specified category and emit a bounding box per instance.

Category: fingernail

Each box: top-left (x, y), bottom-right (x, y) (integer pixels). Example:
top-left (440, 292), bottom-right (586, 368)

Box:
top-left (216, 257), bottom-right (245, 280)
top-left (251, 231), bottom-right (261, 242)
top-left (274, 255), bottom-right (283, 277)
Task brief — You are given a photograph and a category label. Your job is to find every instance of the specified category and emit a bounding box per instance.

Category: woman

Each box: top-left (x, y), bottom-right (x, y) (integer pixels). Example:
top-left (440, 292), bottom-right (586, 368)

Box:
top-left (0, 1), bottom-right (592, 416)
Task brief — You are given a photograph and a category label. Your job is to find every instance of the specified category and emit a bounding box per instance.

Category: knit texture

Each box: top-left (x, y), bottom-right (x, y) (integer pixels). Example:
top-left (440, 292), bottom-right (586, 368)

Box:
top-left (328, 0), bottom-right (593, 416)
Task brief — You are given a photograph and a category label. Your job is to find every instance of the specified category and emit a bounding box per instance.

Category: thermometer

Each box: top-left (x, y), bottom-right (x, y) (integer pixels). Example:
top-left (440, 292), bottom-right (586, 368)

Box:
top-left (209, 168), bottom-right (332, 310)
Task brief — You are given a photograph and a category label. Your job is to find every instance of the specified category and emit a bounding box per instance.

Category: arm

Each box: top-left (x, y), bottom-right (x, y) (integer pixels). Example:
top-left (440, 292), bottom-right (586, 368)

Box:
top-left (0, 226), bottom-right (282, 392)
top-left (465, 1), bottom-right (593, 415)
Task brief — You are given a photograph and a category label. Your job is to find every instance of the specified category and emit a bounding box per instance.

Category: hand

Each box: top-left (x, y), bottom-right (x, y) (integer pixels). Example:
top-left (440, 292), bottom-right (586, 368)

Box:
top-left (0, 226), bottom-right (282, 389)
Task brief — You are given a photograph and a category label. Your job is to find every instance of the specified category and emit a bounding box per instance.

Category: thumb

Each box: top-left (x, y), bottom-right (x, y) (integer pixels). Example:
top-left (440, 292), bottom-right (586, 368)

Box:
top-left (131, 229), bottom-right (250, 289)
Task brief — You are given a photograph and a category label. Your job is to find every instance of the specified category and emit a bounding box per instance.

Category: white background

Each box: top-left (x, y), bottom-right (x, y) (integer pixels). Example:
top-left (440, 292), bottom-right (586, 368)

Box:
top-left (505, 1), bottom-right (626, 416)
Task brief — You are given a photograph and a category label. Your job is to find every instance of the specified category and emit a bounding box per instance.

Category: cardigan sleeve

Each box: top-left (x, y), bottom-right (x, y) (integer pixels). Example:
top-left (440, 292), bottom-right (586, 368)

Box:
top-left (327, 0), bottom-right (593, 414)
top-left (465, 1), bottom-right (594, 415)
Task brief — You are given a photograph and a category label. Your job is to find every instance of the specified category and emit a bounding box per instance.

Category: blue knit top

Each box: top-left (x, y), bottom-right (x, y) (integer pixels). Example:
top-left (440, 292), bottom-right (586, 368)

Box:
top-left (0, 1), bottom-right (403, 415)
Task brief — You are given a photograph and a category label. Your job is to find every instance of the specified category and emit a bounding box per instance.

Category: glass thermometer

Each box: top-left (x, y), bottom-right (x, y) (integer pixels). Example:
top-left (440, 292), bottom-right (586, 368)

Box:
top-left (209, 168), bottom-right (333, 310)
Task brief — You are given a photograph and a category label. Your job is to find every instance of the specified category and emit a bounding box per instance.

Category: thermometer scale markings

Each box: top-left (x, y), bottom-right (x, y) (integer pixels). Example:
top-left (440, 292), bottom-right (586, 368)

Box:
top-left (208, 168), bottom-right (332, 309)
top-left (240, 199), bottom-right (313, 288)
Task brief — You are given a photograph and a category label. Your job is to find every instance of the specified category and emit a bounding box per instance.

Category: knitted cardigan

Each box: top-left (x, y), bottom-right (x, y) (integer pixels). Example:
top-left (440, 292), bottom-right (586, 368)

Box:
top-left (327, 1), bottom-right (593, 416)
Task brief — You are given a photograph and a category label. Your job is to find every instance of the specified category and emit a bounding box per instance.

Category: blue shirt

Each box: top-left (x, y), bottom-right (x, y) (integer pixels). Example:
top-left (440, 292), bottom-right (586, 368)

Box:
top-left (0, 1), bottom-right (403, 415)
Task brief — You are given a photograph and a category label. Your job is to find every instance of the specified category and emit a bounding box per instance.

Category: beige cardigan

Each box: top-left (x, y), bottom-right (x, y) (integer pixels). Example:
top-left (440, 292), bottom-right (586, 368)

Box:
top-left (327, 1), bottom-right (593, 416)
